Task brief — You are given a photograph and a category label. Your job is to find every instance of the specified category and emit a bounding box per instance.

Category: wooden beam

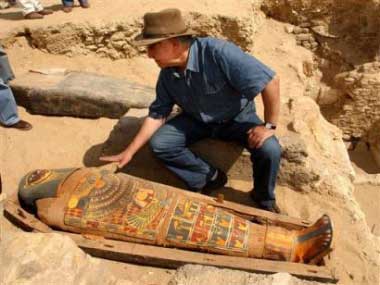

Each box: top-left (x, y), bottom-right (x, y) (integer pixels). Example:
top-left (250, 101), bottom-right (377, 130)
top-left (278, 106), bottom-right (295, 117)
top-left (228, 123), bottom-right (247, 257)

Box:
top-left (69, 233), bottom-right (337, 283)
top-left (3, 199), bottom-right (53, 233)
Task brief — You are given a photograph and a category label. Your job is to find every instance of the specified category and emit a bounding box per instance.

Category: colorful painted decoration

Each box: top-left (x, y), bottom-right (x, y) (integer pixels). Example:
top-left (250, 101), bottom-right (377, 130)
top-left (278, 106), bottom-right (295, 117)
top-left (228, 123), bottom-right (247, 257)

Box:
top-left (25, 169), bottom-right (55, 187)
top-left (64, 171), bottom-right (172, 241)
top-left (166, 198), bottom-right (249, 253)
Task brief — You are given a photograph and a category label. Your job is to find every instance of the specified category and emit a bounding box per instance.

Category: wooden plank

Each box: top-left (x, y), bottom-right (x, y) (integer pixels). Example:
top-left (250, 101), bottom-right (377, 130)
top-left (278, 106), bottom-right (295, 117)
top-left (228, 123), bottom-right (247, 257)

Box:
top-left (3, 199), bottom-right (337, 283)
top-left (68, 233), bottom-right (337, 283)
top-left (3, 199), bottom-right (53, 233)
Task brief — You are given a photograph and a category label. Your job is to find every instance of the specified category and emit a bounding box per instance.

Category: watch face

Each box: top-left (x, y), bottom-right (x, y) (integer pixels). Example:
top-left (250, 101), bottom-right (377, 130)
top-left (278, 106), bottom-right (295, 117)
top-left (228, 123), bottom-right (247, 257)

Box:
top-left (265, 123), bottom-right (276, 130)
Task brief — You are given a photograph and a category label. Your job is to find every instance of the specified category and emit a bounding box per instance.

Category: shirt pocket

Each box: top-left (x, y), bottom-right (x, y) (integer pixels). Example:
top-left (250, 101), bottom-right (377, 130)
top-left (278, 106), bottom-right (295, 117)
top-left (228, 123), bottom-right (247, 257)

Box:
top-left (200, 76), bottom-right (241, 119)
top-left (205, 80), bottom-right (227, 95)
top-left (203, 69), bottom-right (228, 94)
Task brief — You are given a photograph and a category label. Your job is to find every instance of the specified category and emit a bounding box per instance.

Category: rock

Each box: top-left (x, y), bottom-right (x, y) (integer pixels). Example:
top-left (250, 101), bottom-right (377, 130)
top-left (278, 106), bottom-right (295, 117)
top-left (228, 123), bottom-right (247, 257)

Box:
top-left (296, 33), bottom-right (314, 41)
top-left (0, 1), bottom-right (10, 9)
top-left (302, 41), bottom-right (312, 49)
top-left (10, 71), bottom-right (155, 118)
top-left (317, 86), bottom-right (341, 105)
top-left (299, 22), bottom-right (311, 28)
top-left (278, 97), bottom-right (355, 195)
top-left (293, 26), bottom-right (304, 34)
top-left (284, 25), bottom-right (294, 33)
top-left (279, 135), bottom-right (309, 164)
top-left (278, 135), bottom-right (321, 192)
top-left (169, 264), bottom-right (331, 285)
top-left (311, 26), bottom-right (339, 38)
top-left (0, 232), bottom-right (133, 285)
top-left (110, 31), bottom-right (126, 42)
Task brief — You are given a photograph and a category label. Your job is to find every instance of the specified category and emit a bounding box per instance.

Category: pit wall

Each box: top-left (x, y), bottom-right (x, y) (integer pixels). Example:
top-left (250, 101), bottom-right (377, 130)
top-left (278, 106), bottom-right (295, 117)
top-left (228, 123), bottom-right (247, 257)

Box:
top-left (331, 62), bottom-right (380, 141)
top-left (3, 11), bottom-right (262, 60)
top-left (261, 0), bottom-right (380, 66)
top-left (261, 0), bottom-right (380, 154)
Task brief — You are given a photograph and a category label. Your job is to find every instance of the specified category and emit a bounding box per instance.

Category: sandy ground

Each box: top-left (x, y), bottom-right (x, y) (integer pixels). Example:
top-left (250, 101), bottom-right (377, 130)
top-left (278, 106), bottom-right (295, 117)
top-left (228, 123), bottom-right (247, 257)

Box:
top-left (1, 2), bottom-right (380, 284)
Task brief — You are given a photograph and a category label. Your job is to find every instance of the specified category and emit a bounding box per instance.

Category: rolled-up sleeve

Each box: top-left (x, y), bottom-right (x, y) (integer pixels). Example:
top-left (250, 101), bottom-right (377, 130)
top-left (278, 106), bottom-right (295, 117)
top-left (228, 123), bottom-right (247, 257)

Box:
top-left (148, 71), bottom-right (174, 119)
top-left (215, 41), bottom-right (275, 101)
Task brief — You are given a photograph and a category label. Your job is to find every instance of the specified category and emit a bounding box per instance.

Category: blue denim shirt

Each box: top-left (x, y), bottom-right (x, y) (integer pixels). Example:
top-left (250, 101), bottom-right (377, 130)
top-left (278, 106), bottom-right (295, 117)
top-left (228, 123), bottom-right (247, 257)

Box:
top-left (148, 37), bottom-right (275, 124)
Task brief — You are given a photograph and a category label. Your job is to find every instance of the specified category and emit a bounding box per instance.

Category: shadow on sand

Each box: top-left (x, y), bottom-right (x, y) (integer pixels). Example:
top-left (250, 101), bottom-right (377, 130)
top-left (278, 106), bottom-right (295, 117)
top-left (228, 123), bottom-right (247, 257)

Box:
top-left (83, 115), bottom-right (256, 207)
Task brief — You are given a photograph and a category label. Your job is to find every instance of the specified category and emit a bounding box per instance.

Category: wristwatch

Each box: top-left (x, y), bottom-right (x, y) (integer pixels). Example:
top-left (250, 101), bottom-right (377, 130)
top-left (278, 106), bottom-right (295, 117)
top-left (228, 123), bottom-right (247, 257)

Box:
top-left (264, 122), bottom-right (277, 130)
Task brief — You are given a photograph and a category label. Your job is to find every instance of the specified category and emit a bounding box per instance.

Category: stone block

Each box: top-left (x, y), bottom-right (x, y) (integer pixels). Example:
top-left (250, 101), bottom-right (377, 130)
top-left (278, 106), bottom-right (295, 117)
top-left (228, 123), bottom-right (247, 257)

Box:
top-left (10, 71), bottom-right (155, 119)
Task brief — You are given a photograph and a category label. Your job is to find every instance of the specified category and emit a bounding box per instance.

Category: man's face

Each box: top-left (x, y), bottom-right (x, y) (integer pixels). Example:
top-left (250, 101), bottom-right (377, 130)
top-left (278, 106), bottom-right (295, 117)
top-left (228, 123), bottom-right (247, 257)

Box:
top-left (147, 39), bottom-right (181, 68)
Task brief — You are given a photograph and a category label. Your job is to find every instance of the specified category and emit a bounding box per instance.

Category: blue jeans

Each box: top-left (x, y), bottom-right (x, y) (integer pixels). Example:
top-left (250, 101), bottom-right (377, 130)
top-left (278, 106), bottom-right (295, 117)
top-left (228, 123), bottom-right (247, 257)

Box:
top-left (149, 113), bottom-right (281, 207)
top-left (0, 79), bottom-right (19, 126)
top-left (62, 0), bottom-right (88, 6)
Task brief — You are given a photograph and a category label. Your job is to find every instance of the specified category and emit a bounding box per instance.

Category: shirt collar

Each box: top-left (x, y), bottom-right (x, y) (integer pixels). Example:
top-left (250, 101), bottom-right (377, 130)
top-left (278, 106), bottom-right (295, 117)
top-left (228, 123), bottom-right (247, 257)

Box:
top-left (185, 38), bottom-right (199, 73)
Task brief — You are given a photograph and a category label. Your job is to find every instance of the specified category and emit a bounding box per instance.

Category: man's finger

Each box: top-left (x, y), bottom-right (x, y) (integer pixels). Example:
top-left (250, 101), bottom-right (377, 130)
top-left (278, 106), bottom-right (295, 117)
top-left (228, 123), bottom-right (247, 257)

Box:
top-left (248, 133), bottom-right (260, 147)
top-left (99, 155), bottom-right (119, 162)
top-left (256, 134), bottom-right (271, 149)
top-left (118, 158), bottom-right (130, 169)
top-left (256, 138), bottom-right (265, 149)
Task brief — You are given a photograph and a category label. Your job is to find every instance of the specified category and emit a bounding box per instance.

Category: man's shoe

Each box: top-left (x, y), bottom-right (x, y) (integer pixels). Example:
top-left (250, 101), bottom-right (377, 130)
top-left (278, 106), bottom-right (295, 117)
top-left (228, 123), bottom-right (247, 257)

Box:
top-left (251, 198), bottom-right (281, 214)
top-left (8, 0), bottom-right (17, 6)
top-left (201, 169), bottom-right (227, 195)
top-left (24, 12), bottom-right (43, 19)
top-left (261, 203), bottom-right (281, 214)
top-left (5, 120), bottom-right (33, 131)
top-left (62, 6), bottom-right (72, 13)
top-left (38, 9), bottom-right (53, 15)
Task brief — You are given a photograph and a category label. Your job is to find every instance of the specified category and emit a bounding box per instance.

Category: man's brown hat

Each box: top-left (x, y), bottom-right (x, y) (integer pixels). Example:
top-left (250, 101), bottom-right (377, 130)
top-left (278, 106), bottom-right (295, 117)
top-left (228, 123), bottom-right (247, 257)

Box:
top-left (133, 8), bottom-right (195, 46)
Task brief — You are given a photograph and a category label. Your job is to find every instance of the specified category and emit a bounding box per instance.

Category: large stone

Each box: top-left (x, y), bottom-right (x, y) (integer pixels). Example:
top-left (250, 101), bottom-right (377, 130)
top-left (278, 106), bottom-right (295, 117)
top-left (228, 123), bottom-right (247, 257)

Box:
top-left (0, 232), bottom-right (132, 285)
top-left (278, 97), bottom-right (355, 195)
top-left (10, 71), bottom-right (155, 118)
top-left (169, 264), bottom-right (330, 285)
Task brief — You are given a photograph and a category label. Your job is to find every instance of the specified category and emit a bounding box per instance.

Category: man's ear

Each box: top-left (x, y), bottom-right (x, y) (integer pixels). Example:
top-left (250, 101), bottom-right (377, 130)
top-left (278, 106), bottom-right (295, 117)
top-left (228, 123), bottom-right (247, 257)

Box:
top-left (171, 38), bottom-right (182, 50)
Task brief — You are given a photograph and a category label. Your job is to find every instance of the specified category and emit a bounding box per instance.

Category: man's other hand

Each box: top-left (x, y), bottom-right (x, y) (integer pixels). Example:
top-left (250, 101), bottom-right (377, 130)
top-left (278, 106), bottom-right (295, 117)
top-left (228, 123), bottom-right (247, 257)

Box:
top-left (247, 125), bottom-right (275, 149)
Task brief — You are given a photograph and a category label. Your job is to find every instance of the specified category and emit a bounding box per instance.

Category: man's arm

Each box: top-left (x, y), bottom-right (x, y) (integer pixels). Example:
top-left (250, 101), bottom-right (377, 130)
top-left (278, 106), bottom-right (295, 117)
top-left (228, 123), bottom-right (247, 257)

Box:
top-left (247, 76), bottom-right (280, 149)
top-left (100, 116), bottom-right (166, 168)
top-left (262, 75), bottom-right (280, 125)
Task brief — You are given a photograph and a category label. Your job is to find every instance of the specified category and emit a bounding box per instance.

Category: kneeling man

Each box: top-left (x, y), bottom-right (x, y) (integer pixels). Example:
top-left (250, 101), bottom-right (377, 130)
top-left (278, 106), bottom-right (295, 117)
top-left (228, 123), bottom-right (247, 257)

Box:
top-left (101, 8), bottom-right (281, 213)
